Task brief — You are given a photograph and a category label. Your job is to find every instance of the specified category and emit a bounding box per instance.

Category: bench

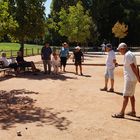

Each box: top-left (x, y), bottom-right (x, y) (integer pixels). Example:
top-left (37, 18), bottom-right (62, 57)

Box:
top-left (0, 61), bottom-right (12, 76)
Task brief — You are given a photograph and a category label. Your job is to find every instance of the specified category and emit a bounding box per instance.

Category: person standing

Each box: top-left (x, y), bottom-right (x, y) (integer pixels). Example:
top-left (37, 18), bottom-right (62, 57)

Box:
top-left (112, 43), bottom-right (140, 118)
top-left (41, 43), bottom-right (52, 74)
top-left (100, 43), bottom-right (118, 92)
top-left (51, 52), bottom-right (60, 75)
top-left (59, 42), bottom-right (69, 72)
top-left (73, 46), bottom-right (84, 75)
top-left (101, 43), bottom-right (106, 55)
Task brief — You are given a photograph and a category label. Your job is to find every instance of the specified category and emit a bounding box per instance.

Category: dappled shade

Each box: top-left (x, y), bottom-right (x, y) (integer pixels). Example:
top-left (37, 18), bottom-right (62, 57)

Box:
top-left (0, 89), bottom-right (71, 130)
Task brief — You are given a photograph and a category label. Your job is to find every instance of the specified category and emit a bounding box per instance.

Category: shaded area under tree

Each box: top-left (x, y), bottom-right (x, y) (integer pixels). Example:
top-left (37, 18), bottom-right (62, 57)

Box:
top-left (0, 89), bottom-right (71, 130)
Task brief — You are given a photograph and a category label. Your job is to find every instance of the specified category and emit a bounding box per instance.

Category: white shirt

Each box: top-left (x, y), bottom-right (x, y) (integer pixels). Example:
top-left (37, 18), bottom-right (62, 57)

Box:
top-left (124, 51), bottom-right (137, 81)
top-left (0, 57), bottom-right (10, 66)
top-left (106, 50), bottom-right (116, 69)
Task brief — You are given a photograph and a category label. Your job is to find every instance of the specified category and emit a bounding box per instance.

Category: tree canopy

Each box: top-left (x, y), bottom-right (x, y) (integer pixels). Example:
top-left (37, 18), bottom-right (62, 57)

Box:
top-left (49, 0), bottom-right (140, 45)
top-left (58, 1), bottom-right (93, 44)
top-left (0, 0), bottom-right (18, 41)
top-left (1, 0), bottom-right (140, 47)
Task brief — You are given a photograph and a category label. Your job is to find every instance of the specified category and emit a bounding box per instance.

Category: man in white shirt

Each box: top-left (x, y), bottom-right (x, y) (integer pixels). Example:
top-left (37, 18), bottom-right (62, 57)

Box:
top-left (0, 52), bottom-right (18, 72)
top-left (100, 43), bottom-right (118, 92)
top-left (112, 43), bottom-right (140, 118)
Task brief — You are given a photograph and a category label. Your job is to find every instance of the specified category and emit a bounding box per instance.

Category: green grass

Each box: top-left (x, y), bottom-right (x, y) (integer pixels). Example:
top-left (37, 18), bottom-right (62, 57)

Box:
top-left (0, 42), bottom-right (42, 58)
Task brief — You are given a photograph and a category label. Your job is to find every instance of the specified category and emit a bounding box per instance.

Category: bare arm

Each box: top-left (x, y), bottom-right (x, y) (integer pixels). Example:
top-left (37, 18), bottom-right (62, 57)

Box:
top-left (130, 63), bottom-right (140, 82)
top-left (113, 59), bottom-right (118, 67)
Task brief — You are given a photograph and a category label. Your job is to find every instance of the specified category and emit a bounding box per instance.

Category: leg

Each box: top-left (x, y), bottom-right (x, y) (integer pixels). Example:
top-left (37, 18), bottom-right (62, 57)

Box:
top-left (130, 96), bottom-right (136, 113)
top-left (53, 65), bottom-right (56, 74)
top-left (63, 57), bottom-right (67, 72)
top-left (105, 78), bottom-right (108, 89)
top-left (60, 57), bottom-right (63, 71)
top-left (43, 60), bottom-right (47, 73)
top-left (120, 96), bottom-right (129, 115)
top-left (75, 65), bottom-right (78, 75)
top-left (100, 78), bottom-right (108, 91)
top-left (47, 60), bottom-right (51, 74)
top-left (112, 96), bottom-right (129, 118)
top-left (110, 79), bottom-right (114, 89)
top-left (108, 68), bottom-right (115, 90)
top-left (79, 65), bottom-right (83, 75)
top-left (31, 61), bottom-right (36, 72)
top-left (104, 67), bottom-right (109, 89)
top-left (56, 66), bottom-right (59, 74)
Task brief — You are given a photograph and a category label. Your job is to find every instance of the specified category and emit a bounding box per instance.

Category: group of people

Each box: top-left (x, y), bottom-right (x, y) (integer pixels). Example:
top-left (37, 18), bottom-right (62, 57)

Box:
top-left (100, 42), bottom-right (140, 118)
top-left (41, 42), bottom-right (84, 75)
top-left (0, 51), bottom-right (38, 74)
top-left (1, 42), bottom-right (140, 119)
top-left (0, 42), bottom-right (84, 76)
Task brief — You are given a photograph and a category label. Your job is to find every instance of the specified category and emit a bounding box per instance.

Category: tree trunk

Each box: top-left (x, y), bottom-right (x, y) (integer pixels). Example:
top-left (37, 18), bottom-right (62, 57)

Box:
top-left (19, 38), bottom-right (24, 57)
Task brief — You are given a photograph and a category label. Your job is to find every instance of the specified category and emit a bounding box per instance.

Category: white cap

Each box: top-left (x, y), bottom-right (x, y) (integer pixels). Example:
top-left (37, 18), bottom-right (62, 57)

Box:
top-left (105, 43), bottom-right (112, 49)
top-left (75, 46), bottom-right (81, 50)
top-left (117, 43), bottom-right (127, 50)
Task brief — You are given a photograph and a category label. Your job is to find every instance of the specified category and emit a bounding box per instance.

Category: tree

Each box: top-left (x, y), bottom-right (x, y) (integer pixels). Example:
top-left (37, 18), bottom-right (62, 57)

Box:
top-left (45, 13), bottom-right (59, 45)
top-left (0, 0), bottom-right (18, 41)
top-left (112, 21), bottom-right (128, 42)
top-left (9, 0), bottom-right (46, 55)
top-left (58, 1), bottom-right (93, 45)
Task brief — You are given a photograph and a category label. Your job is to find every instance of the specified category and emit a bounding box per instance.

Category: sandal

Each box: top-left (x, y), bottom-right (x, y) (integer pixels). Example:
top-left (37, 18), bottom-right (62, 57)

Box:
top-left (100, 87), bottom-right (107, 91)
top-left (112, 113), bottom-right (124, 118)
top-left (126, 111), bottom-right (136, 117)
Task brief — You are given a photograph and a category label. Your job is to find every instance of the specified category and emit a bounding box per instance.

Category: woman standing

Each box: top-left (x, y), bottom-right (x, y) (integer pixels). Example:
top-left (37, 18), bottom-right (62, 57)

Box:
top-left (59, 42), bottom-right (69, 72)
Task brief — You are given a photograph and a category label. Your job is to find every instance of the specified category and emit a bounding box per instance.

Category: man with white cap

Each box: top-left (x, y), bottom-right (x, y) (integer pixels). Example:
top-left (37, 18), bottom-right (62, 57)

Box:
top-left (112, 42), bottom-right (140, 118)
top-left (100, 43), bottom-right (118, 92)
top-left (73, 46), bottom-right (84, 75)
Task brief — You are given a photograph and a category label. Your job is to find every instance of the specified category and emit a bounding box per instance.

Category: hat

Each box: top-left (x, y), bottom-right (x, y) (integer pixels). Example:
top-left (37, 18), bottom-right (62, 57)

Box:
top-left (105, 43), bottom-right (112, 49)
top-left (75, 46), bottom-right (81, 50)
top-left (63, 42), bottom-right (67, 45)
top-left (117, 43), bottom-right (127, 50)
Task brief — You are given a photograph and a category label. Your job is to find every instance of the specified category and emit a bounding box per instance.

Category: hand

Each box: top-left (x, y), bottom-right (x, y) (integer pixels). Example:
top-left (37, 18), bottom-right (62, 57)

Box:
top-left (115, 63), bottom-right (118, 67)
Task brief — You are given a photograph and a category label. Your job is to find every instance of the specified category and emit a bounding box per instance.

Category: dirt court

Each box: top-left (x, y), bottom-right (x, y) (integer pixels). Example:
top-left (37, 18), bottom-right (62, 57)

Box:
top-left (0, 53), bottom-right (140, 140)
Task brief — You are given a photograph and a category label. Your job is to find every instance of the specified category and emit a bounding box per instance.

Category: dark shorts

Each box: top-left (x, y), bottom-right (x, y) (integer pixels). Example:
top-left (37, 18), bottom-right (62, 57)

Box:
top-left (75, 61), bottom-right (82, 66)
top-left (60, 57), bottom-right (67, 67)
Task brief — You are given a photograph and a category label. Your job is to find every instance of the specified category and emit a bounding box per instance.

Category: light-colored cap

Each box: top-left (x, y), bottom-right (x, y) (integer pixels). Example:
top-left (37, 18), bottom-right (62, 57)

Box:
top-left (75, 46), bottom-right (81, 50)
top-left (105, 43), bottom-right (112, 49)
top-left (117, 43), bottom-right (127, 50)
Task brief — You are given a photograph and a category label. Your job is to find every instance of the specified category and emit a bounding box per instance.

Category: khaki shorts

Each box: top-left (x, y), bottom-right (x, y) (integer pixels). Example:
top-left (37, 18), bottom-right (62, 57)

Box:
top-left (123, 81), bottom-right (137, 96)
top-left (105, 68), bottom-right (115, 79)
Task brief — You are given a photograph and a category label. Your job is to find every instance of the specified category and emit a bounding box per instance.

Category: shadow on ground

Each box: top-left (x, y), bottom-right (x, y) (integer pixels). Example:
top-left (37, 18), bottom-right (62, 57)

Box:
top-left (0, 89), bottom-right (71, 130)
top-left (15, 72), bottom-right (78, 81)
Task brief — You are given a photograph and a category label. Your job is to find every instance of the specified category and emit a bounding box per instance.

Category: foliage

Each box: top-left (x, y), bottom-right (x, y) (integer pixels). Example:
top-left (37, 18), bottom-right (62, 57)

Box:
top-left (89, 0), bottom-right (140, 44)
top-left (10, 0), bottom-right (46, 41)
top-left (112, 21), bottom-right (128, 40)
top-left (58, 1), bottom-right (93, 44)
top-left (0, 0), bottom-right (18, 41)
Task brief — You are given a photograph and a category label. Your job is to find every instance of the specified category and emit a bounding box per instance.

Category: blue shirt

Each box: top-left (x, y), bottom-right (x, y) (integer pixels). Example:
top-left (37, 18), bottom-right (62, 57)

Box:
top-left (60, 47), bottom-right (69, 57)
